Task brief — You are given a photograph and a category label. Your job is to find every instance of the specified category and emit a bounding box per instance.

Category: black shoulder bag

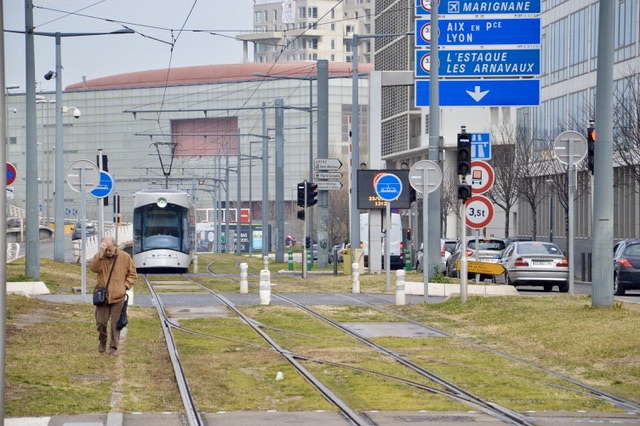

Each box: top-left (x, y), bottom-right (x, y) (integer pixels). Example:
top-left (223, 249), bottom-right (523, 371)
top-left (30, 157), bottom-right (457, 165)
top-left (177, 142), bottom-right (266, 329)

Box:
top-left (117, 294), bottom-right (129, 330)
top-left (93, 255), bottom-right (117, 306)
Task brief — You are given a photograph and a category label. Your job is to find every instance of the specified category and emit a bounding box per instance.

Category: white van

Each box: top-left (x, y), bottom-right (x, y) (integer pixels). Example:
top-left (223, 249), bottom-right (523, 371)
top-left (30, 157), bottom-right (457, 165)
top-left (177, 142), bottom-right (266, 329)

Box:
top-left (360, 212), bottom-right (405, 269)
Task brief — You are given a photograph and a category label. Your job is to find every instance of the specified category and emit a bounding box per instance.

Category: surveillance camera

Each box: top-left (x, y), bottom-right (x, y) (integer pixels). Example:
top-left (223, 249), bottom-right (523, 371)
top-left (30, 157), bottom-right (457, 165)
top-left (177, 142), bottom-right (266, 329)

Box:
top-left (73, 108), bottom-right (81, 119)
top-left (44, 70), bottom-right (55, 80)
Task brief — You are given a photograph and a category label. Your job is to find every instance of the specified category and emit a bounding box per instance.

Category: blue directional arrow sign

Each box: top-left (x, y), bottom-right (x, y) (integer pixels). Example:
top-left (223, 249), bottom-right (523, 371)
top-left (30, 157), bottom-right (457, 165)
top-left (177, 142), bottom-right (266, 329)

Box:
top-left (415, 49), bottom-right (540, 78)
top-left (90, 171), bottom-right (114, 199)
top-left (415, 79), bottom-right (540, 107)
top-left (416, 18), bottom-right (540, 47)
top-left (374, 173), bottom-right (403, 202)
top-left (471, 133), bottom-right (491, 160)
top-left (416, 0), bottom-right (541, 15)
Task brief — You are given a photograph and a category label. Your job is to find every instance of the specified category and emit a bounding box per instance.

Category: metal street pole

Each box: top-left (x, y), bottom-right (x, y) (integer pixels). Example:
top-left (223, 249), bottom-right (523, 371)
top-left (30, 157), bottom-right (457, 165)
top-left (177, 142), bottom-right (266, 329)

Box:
top-left (350, 35), bottom-right (360, 252)
top-left (1, 0), bottom-right (9, 415)
top-left (316, 60), bottom-right (329, 268)
top-left (262, 103), bottom-right (269, 257)
top-left (275, 98), bottom-right (285, 262)
top-left (592, 0), bottom-right (615, 307)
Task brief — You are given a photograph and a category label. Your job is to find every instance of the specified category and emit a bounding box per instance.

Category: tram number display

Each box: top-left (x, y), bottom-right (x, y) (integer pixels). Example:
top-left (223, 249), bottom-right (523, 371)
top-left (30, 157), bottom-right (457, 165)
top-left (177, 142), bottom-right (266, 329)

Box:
top-left (465, 195), bottom-right (494, 229)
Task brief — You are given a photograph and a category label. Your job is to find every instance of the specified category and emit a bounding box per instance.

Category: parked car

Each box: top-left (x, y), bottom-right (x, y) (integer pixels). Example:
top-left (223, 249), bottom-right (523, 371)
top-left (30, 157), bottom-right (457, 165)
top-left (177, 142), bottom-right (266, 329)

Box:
top-left (71, 220), bottom-right (96, 240)
top-left (328, 244), bottom-right (344, 264)
top-left (613, 239), bottom-right (640, 295)
top-left (499, 241), bottom-right (569, 292)
top-left (416, 238), bottom-right (456, 273)
top-left (445, 237), bottom-right (507, 278)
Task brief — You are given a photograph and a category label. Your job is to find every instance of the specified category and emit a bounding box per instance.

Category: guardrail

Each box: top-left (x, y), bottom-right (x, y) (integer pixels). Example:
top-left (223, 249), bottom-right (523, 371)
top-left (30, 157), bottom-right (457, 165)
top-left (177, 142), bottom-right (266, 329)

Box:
top-left (72, 224), bottom-right (133, 262)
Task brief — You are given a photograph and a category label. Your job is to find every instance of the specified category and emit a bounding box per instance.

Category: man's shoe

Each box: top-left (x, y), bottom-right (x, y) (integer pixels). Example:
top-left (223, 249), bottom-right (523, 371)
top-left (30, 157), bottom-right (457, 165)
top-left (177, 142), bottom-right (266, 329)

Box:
top-left (110, 348), bottom-right (118, 356)
top-left (98, 342), bottom-right (106, 353)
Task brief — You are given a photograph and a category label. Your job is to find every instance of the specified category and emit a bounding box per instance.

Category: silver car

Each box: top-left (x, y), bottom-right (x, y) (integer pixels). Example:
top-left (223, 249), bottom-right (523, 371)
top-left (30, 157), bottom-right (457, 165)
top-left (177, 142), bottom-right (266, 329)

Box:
top-left (499, 241), bottom-right (569, 292)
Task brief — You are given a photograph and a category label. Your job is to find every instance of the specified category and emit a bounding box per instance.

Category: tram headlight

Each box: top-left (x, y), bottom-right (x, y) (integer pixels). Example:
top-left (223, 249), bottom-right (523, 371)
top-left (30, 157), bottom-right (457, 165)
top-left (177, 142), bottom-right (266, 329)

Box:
top-left (156, 197), bottom-right (168, 208)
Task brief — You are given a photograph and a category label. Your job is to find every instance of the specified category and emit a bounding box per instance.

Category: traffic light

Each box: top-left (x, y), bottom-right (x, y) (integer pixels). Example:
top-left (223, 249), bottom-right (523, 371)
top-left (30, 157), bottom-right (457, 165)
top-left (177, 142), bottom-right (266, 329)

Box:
top-left (306, 182), bottom-right (318, 207)
top-left (409, 187), bottom-right (417, 204)
top-left (457, 183), bottom-right (472, 202)
top-left (305, 236), bottom-right (311, 249)
top-left (587, 123), bottom-right (596, 174)
top-left (297, 181), bottom-right (306, 207)
top-left (456, 130), bottom-right (471, 176)
top-left (297, 210), bottom-right (305, 220)
top-left (405, 228), bottom-right (412, 241)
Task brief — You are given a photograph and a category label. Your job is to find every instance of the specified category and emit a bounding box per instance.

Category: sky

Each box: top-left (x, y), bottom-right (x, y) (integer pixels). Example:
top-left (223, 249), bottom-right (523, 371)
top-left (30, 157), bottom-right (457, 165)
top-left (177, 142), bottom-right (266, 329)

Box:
top-left (4, 0), bottom-right (254, 92)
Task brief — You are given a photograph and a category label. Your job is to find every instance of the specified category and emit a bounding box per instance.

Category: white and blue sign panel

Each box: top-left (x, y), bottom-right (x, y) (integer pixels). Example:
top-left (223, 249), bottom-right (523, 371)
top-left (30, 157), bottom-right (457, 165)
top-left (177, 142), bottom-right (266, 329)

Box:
top-left (471, 133), bottom-right (491, 160)
top-left (374, 173), bottom-right (403, 202)
top-left (90, 171), bottom-right (114, 199)
top-left (415, 79), bottom-right (540, 107)
top-left (416, 18), bottom-right (541, 47)
top-left (416, 49), bottom-right (540, 77)
top-left (416, 0), bottom-right (541, 15)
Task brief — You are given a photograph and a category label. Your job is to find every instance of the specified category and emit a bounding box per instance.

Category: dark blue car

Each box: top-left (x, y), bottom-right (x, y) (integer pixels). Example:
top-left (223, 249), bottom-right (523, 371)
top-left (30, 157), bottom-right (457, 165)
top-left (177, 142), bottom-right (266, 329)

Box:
top-left (613, 240), bottom-right (640, 295)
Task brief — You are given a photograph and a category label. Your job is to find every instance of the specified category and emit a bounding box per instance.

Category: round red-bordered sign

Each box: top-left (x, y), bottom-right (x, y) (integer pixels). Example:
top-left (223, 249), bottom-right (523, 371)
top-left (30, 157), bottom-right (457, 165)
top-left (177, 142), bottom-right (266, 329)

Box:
top-left (465, 194), bottom-right (494, 229)
top-left (6, 162), bottom-right (17, 186)
top-left (465, 160), bottom-right (495, 195)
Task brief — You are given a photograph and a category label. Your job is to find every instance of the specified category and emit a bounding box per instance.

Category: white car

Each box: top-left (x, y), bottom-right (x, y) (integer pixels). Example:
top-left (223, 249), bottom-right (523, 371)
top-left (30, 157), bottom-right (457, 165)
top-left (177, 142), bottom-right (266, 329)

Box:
top-left (416, 239), bottom-right (451, 273)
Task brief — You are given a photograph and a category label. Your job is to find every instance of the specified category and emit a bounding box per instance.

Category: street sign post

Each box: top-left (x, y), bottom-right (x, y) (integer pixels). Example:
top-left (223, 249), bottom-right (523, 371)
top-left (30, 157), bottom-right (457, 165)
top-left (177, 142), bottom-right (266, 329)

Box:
top-left (316, 181), bottom-right (343, 191)
top-left (415, 49), bottom-right (540, 78)
top-left (314, 171), bottom-right (343, 180)
top-left (456, 260), bottom-right (506, 275)
top-left (415, 79), bottom-right (540, 107)
top-left (374, 173), bottom-right (403, 292)
top-left (415, 18), bottom-right (541, 47)
top-left (408, 160), bottom-right (442, 194)
top-left (553, 130), bottom-right (587, 296)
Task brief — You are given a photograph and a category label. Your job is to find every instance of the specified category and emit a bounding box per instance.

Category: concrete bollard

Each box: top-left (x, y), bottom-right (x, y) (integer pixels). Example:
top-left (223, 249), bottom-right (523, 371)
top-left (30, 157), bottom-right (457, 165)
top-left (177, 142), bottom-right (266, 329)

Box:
top-left (352, 262), bottom-right (360, 293)
top-left (240, 263), bottom-right (248, 294)
top-left (395, 269), bottom-right (406, 306)
top-left (263, 256), bottom-right (269, 271)
top-left (126, 288), bottom-right (135, 306)
top-left (259, 269), bottom-right (271, 305)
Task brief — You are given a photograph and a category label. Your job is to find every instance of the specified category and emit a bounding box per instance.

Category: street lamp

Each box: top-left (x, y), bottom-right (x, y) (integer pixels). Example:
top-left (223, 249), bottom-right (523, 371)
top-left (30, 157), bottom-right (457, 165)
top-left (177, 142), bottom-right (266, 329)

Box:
top-left (40, 29), bottom-right (134, 263)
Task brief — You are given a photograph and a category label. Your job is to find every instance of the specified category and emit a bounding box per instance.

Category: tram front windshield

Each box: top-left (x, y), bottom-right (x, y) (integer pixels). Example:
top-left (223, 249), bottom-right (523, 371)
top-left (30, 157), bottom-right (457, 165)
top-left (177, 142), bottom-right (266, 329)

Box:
top-left (134, 204), bottom-right (189, 253)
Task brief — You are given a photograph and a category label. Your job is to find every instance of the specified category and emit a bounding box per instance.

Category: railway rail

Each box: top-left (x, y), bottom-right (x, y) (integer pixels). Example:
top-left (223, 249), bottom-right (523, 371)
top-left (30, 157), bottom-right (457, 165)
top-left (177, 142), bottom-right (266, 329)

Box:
top-left (142, 264), bottom-right (640, 425)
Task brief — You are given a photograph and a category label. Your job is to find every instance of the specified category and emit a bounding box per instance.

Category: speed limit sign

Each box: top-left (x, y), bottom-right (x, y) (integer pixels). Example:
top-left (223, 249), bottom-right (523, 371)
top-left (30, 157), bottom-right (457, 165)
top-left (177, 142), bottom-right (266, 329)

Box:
top-left (465, 195), bottom-right (494, 229)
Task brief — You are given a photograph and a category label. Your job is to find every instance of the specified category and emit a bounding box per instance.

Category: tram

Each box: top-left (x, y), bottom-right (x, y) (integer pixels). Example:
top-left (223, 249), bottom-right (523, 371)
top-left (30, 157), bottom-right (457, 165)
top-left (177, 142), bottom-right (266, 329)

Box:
top-left (132, 189), bottom-right (195, 272)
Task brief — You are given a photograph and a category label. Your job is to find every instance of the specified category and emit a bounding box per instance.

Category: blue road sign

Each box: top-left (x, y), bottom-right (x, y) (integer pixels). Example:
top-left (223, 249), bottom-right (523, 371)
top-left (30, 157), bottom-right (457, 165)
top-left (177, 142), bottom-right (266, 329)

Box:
top-left (416, 18), bottom-right (541, 47)
top-left (416, 0), bottom-right (541, 15)
top-left (374, 173), bottom-right (403, 202)
top-left (415, 79), bottom-right (540, 107)
top-left (471, 133), bottom-right (491, 160)
top-left (415, 49), bottom-right (540, 78)
top-left (90, 171), bottom-right (114, 199)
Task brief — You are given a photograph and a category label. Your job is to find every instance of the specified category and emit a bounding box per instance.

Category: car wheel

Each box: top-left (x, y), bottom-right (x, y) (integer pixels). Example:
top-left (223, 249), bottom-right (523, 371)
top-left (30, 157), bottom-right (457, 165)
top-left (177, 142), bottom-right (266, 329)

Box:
top-left (558, 281), bottom-right (569, 293)
top-left (614, 274), bottom-right (626, 296)
top-left (505, 272), bottom-right (515, 286)
top-left (543, 284), bottom-right (553, 292)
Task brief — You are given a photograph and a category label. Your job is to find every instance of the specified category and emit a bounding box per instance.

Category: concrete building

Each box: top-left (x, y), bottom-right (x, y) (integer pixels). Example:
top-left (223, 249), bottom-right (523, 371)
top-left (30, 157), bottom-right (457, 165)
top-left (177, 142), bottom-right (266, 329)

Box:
top-left (5, 62), bottom-right (372, 247)
top-left (237, 0), bottom-right (374, 64)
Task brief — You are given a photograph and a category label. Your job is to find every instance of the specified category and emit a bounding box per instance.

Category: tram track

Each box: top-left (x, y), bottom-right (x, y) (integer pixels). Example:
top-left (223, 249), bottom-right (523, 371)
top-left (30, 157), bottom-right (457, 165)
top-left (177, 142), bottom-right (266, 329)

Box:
top-left (145, 266), bottom-right (640, 425)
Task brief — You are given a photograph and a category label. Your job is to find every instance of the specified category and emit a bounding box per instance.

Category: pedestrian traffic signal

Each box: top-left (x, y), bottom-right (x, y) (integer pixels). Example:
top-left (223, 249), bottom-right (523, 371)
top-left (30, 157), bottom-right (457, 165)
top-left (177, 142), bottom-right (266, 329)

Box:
top-left (306, 182), bottom-right (318, 207)
top-left (297, 182), bottom-right (306, 207)
top-left (587, 124), bottom-right (596, 174)
top-left (457, 131), bottom-right (471, 176)
top-left (457, 183), bottom-right (472, 201)
top-left (305, 236), bottom-right (311, 249)
top-left (297, 210), bottom-right (305, 220)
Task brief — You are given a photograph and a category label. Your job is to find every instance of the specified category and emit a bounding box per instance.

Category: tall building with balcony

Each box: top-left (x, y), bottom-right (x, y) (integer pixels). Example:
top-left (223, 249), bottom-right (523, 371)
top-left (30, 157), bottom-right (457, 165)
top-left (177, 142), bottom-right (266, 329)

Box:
top-left (237, 0), bottom-right (374, 64)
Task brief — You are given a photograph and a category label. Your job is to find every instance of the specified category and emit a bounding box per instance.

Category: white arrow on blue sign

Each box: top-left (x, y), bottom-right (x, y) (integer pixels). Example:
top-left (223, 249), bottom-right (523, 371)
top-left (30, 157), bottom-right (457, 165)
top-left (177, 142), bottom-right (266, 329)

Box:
top-left (415, 79), bottom-right (540, 107)
top-left (415, 18), bottom-right (541, 47)
top-left (415, 49), bottom-right (540, 78)
top-left (416, 0), bottom-right (541, 15)
top-left (90, 171), bottom-right (114, 199)
top-left (374, 173), bottom-right (403, 202)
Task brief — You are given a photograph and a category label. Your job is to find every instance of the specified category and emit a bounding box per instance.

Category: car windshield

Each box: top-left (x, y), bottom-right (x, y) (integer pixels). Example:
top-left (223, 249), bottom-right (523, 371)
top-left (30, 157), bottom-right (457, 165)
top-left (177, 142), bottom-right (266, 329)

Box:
top-left (468, 240), bottom-right (505, 251)
top-left (518, 243), bottom-right (562, 255)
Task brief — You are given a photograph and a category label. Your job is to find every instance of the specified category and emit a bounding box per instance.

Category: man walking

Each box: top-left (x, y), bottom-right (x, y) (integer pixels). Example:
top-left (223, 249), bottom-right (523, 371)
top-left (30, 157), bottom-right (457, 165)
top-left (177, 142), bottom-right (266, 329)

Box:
top-left (89, 235), bottom-right (137, 356)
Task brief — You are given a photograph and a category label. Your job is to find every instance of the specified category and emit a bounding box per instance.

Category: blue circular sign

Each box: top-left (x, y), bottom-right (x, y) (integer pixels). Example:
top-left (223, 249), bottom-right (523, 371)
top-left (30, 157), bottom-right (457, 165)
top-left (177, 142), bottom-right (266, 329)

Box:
top-left (374, 173), bottom-right (403, 202)
top-left (90, 171), bottom-right (114, 199)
